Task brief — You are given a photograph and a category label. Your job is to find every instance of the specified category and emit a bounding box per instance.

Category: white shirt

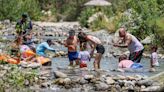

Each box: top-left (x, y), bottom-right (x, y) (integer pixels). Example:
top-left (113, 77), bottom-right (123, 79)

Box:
top-left (151, 52), bottom-right (159, 66)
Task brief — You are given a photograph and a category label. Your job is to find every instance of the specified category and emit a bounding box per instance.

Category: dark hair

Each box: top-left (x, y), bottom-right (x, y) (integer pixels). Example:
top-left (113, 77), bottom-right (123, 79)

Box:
top-left (22, 13), bottom-right (28, 18)
top-left (47, 39), bottom-right (52, 44)
top-left (78, 32), bottom-right (87, 42)
top-left (69, 30), bottom-right (75, 36)
top-left (151, 45), bottom-right (158, 52)
top-left (119, 54), bottom-right (127, 62)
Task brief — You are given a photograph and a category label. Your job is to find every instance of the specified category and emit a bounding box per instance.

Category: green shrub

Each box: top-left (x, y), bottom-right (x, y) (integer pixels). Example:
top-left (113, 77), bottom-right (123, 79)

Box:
top-left (0, 0), bottom-right (41, 21)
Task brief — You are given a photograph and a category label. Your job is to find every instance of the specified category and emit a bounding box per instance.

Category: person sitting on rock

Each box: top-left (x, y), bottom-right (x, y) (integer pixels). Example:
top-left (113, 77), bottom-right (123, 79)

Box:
top-left (78, 42), bottom-right (90, 68)
top-left (62, 30), bottom-right (79, 67)
top-left (78, 32), bottom-right (105, 70)
top-left (149, 45), bottom-right (159, 72)
top-left (118, 54), bottom-right (143, 72)
top-left (113, 27), bottom-right (144, 63)
top-left (22, 33), bottom-right (36, 52)
top-left (36, 39), bottom-right (56, 57)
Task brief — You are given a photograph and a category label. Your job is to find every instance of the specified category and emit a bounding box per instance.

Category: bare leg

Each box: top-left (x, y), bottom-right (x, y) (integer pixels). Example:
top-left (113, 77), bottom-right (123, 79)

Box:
top-left (97, 54), bottom-right (102, 69)
top-left (75, 59), bottom-right (79, 65)
top-left (94, 53), bottom-right (101, 70)
top-left (69, 61), bottom-right (73, 66)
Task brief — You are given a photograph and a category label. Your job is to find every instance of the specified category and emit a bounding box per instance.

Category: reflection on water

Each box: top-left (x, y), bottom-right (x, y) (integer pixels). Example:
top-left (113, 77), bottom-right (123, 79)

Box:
top-left (52, 57), bottom-right (164, 77)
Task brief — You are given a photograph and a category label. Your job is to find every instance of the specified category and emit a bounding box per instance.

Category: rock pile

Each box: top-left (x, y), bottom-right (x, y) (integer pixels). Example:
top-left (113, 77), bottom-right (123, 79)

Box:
top-left (38, 70), bottom-right (163, 92)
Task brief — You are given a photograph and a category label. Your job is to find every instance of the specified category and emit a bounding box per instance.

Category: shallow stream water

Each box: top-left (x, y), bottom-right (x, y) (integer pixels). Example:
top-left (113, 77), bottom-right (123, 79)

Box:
top-left (52, 57), bottom-right (164, 77)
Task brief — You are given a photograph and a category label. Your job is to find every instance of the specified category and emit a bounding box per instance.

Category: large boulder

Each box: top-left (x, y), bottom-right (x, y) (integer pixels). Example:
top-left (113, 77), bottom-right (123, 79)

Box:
top-left (54, 71), bottom-right (67, 78)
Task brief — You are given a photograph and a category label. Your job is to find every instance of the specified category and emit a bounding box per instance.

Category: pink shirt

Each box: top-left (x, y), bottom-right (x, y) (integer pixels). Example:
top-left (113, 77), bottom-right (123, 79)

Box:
top-left (118, 60), bottom-right (134, 68)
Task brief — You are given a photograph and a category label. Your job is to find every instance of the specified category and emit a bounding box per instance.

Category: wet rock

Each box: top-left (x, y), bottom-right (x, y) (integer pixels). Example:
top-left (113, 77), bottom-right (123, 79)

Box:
top-left (105, 77), bottom-right (115, 85)
top-left (54, 71), bottom-right (67, 78)
top-left (84, 75), bottom-right (94, 80)
top-left (95, 82), bottom-right (109, 91)
top-left (141, 86), bottom-right (161, 91)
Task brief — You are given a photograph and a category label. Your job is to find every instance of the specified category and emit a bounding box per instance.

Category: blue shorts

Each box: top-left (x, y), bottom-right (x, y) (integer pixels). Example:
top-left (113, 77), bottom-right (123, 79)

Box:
top-left (68, 51), bottom-right (78, 61)
top-left (130, 63), bottom-right (143, 69)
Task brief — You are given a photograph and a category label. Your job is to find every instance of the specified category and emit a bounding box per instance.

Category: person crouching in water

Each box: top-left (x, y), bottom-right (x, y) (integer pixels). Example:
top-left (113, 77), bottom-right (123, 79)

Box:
top-left (149, 45), bottom-right (159, 72)
top-left (78, 32), bottom-right (105, 70)
top-left (118, 54), bottom-right (143, 72)
top-left (63, 30), bottom-right (79, 67)
top-left (78, 42), bottom-right (91, 69)
top-left (36, 39), bottom-right (56, 57)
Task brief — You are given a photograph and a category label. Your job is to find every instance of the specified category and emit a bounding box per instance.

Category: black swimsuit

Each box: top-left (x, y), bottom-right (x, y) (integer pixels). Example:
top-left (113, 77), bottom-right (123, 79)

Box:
top-left (96, 44), bottom-right (105, 54)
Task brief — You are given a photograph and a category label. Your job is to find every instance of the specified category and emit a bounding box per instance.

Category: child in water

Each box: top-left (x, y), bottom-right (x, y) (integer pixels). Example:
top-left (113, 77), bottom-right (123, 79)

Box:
top-left (118, 54), bottom-right (143, 72)
top-left (78, 42), bottom-right (90, 68)
top-left (149, 45), bottom-right (159, 72)
top-left (63, 30), bottom-right (79, 67)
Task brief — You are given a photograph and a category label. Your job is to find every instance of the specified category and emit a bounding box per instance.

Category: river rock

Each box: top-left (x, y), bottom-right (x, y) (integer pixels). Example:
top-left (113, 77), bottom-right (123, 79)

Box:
top-left (79, 77), bottom-right (88, 84)
top-left (141, 86), bottom-right (161, 91)
top-left (27, 63), bottom-right (41, 69)
top-left (136, 80), bottom-right (153, 87)
top-left (0, 70), bottom-right (7, 77)
top-left (54, 71), bottom-right (67, 78)
top-left (24, 80), bottom-right (30, 86)
top-left (105, 77), bottom-right (115, 85)
top-left (63, 78), bottom-right (71, 85)
top-left (84, 75), bottom-right (94, 80)
top-left (40, 82), bottom-right (51, 88)
top-left (95, 82), bottom-right (109, 91)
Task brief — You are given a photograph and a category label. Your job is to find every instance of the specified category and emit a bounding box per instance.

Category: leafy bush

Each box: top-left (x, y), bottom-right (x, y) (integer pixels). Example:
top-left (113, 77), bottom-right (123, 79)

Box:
top-left (0, 0), bottom-right (41, 21)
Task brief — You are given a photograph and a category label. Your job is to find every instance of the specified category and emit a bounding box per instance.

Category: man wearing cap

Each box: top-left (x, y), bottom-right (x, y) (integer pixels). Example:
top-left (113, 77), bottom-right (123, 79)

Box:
top-left (36, 39), bottom-right (56, 57)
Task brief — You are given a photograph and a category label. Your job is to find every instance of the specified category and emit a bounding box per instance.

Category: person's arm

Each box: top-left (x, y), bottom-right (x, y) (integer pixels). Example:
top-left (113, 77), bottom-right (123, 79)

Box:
top-left (44, 42), bottom-right (56, 52)
top-left (114, 36), bottom-right (131, 48)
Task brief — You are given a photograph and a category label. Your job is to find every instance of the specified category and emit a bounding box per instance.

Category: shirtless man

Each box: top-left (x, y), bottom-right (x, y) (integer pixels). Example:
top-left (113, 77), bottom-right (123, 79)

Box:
top-left (63, 30), bottom-right (79, 66)
top-left (78, 32), bottom-right (105, 70)
top-left (113, 27), bottom-right (144, 63)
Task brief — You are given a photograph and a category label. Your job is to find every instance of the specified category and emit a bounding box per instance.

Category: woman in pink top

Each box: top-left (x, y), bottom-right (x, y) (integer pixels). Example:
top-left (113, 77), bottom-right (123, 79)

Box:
top-left (118, 54), bottom-right (143, 69)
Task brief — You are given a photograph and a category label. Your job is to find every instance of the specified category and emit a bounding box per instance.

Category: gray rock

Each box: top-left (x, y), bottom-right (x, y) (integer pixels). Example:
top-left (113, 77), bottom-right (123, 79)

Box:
top-left (54, 71), bottom-right (67, 78)
top-left (95, 82), bottom-right (109, 91)
top-left (137, 80), bottom-right (153, 86)
top-left (115, 84), bottom-right (121, 92)
top-left (79, 78), bottom-right (88, 84)
top-left (64, 78), bottom-right (71, 85)
top-left (41, 82), bottom-right (51, 88)
top-left (141, 86), bottom-right (161, 91)
top-left (24, 80), bottom-right (30, 86)
top-left (141, 85), bottom-right (146, 89)
top-left (27, 63), bottom-right (41, 69)
top-left (105, 77), bottom-right (115, 85)
top-left (84, 75), bottom-right (94, 80)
